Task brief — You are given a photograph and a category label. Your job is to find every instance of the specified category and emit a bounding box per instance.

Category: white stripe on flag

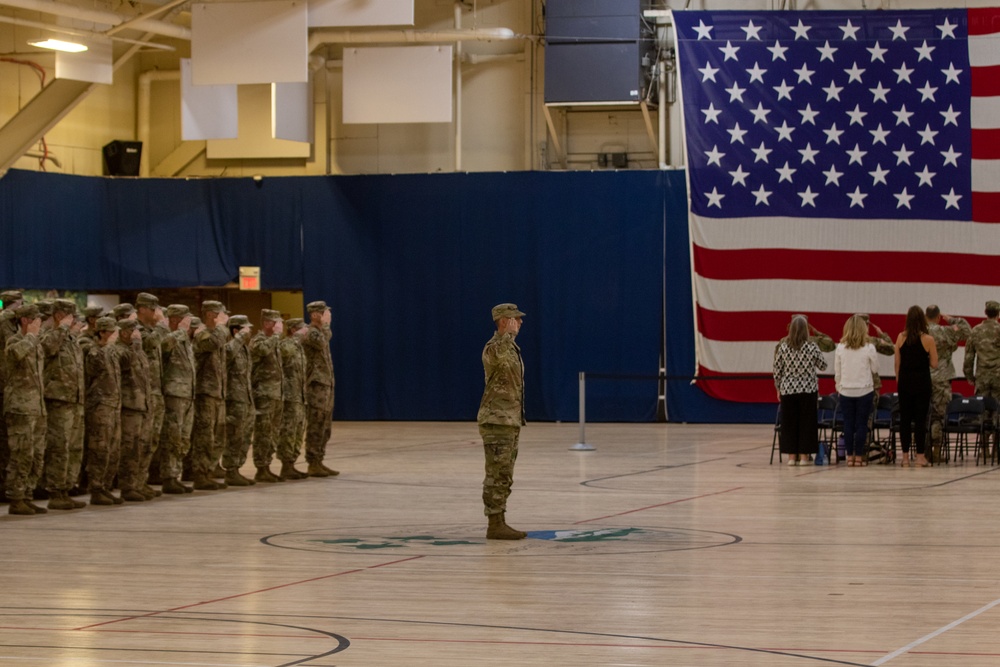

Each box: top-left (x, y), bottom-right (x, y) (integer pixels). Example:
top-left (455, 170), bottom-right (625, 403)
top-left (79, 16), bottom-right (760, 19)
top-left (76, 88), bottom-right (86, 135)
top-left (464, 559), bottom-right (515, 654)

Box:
top-left (969, 31), bottom-right (1000, 67)
top-left (972, 159), bottom-right (1000, 191)
top-left (970, 97), bottom-right (1000, 129)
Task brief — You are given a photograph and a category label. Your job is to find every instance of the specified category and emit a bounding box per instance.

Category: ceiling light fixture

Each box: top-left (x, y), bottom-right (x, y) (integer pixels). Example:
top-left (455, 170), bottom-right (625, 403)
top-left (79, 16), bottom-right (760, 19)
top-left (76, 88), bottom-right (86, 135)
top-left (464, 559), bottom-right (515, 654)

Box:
top-left (28, 38), bottom-right (89, 53)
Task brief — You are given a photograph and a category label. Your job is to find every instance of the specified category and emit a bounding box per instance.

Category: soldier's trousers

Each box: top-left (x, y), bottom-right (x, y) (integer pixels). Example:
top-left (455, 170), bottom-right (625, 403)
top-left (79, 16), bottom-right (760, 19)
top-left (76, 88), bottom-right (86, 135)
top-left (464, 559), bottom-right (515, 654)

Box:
top-left (0, 393), bottom-right (7, 492)
top-left (119, 408), bottom-right (150, 492)
top-left (252, 396), bottom-right (282, 468)
top-left (928, 379), bottom-right (953, 457)
top-left (976, 380), bottom-right (1000, 455)
top-left (480, 423), bottom-right (519, 517)
top-left (5, 413), bottom-right (45, 501)
top-left (191, 395), bottom-right (225, 477)
top-left (278, 400), bottom-right (305, 464)
top-left (223, 400), bottom-right (255, 470)
top-left (86, 404), bottom-right (121, 493)
top-left (305, 383), bottom-right (334, 464)
top-left (160, 395), bottom-right (194, 480)
top-left (44, 399), bottom-right (84, 493)
top-left (140, 393), bottom-right (165, 486)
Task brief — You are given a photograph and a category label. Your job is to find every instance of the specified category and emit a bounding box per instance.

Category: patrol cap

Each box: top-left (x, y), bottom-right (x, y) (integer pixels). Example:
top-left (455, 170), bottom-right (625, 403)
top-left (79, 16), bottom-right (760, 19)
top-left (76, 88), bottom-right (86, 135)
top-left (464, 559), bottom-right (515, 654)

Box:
top-left (491, 303), bottom-right (526, 321)
top-left (285, 317), bottom-right (305, 330)
top-left (35, 300), bottom-right (54, 318)
top-left (83, 306), bottom-right (104, 319)
top-left (201, 300), bottom-right (226, 314)
top-left (112, 303), bottom-right (135, 320)
top-left (306, 301), bottom-right (329, 314)
top-left (165, 304), bottom-right (190, 318)
top-left (229, 315), bottom-right (250, 327)
top-left (117, 318), bottom-right (139, 334)
top-left (53, 298), bottom-right (77, 315)
top-left (94, 316), bottom-right (118, 333)
top-left (14, 303), bottom-right (39, 319)
top-left (189, 317), bottom-right (202, 328)
top-left (135, 292), bottom-right (159, 308)
top-left (987, 300), bottom-right (1000, 311)
top-left (0, 290), bottom-right (23, 303)
top-left (261, 308), bottom-right (282, 322)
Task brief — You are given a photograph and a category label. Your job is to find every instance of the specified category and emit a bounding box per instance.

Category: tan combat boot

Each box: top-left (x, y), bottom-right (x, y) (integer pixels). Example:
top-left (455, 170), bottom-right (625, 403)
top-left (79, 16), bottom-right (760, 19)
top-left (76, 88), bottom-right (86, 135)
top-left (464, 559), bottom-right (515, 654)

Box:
top-left (47, 491), bottom-right (77, 511)
top-left (279, 461), bottom-right (308, 480)
top-left (193, 475), bottom-right (224, 491)
top-left (161, 477), bottom-right (187, 494)
top-left (307, 462), bottom-right (330, 478)
top-left (8, 499), bottom-right (35, 515)
top-left (254, 466), bottom-right (283, 483)
top-left (225, 468), bottom-right (253, 486)
top-left (501, 513), bottom-right (527, 539)
top-left (486, 514), bottom-right (525, 540)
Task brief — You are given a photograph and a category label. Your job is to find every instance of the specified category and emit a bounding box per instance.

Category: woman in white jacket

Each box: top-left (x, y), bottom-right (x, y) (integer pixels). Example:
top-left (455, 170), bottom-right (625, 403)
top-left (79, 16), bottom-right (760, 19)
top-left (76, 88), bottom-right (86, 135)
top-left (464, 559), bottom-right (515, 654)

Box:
top-left (835, 315), bottom-right (880, 466)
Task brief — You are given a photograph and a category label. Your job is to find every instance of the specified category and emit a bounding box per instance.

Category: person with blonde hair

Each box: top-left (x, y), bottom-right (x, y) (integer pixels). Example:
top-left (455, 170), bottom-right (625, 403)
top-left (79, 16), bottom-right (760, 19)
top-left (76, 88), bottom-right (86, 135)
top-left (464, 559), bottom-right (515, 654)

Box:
top-left (774, 315), bottom-right (828, 465)
top-left (835, 315), bottom-right (879, 466)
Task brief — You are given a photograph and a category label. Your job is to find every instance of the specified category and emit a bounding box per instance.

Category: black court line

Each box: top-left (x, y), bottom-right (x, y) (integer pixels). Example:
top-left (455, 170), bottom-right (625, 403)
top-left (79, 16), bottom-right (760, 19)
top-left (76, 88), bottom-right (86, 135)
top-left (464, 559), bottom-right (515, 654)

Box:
top-left (581, 458), bottom-right (728, 487)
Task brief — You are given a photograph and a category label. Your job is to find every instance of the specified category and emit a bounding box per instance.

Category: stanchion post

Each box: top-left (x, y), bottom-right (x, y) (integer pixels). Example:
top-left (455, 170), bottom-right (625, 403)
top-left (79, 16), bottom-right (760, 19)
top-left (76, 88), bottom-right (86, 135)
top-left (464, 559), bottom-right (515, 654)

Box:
top-left (570, 371), bottom-right (596, 451)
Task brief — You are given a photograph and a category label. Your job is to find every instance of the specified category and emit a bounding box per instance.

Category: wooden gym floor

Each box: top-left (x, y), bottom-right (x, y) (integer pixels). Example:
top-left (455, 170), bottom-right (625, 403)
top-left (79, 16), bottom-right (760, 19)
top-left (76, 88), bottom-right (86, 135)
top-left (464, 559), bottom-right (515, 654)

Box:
top-left (2, 421), bottom-right (999, 666)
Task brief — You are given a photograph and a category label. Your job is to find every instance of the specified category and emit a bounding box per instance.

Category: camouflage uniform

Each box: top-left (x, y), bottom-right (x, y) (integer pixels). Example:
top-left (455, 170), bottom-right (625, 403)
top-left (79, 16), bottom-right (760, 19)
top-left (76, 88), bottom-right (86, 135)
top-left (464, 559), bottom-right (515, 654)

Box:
top-left (302, 307), bottom-right (335, 466)
top-left (137, 295), bottom-right (168, 491)
top-left (477, 304), bottom-right (526, 518)
top-left (0, 292), bottom-right (24, 496)
top-left (928, 316), bottom-right (971, 460)
top-left (191, 304), bottom-right (228, 482)
top-left (41, 308), bottom-right (85, 496)
top-left (250, 316), bottom-right (283, 470)
top-left (4, 307), bottom-right (47, 504)
top-left (224, 319), bottom-right (255, 472)
top-left (279, 327), bottom-right (307, 466)
top-left (159, 307), bottom-right (196, 482)
top-left (116, 321), bottom-right (150, 495)
top-left (84, 321), bottom-right (122, 496)
top-left (964, 314), bottom-right (1000, 449)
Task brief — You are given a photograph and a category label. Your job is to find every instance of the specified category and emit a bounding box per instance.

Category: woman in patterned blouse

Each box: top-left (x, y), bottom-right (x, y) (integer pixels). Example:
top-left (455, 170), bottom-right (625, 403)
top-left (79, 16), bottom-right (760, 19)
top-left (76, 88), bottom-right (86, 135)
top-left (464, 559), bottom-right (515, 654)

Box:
top-left (774, 315), bottom-right (829, 466)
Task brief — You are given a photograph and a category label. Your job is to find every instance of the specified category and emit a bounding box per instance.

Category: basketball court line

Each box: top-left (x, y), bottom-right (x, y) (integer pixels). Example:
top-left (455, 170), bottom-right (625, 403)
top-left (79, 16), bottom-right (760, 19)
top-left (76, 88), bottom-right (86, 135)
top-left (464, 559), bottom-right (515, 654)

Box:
top-left (870, 595), bottom-right (1000, 665)
top-left (573, 486), bottom-right (744, 524)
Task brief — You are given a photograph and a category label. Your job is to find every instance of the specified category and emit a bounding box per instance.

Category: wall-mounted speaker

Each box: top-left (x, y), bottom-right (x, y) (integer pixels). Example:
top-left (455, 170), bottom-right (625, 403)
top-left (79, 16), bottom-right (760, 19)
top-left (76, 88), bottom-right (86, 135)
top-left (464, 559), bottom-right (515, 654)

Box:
top-left (103, 140), bottom-right (142, 177)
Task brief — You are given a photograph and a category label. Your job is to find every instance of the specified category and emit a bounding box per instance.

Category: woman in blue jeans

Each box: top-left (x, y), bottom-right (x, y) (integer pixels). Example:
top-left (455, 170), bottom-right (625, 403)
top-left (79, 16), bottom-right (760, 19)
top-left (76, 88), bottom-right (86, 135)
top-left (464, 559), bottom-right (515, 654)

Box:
top-left (835, 315), bottom-right (879, 466)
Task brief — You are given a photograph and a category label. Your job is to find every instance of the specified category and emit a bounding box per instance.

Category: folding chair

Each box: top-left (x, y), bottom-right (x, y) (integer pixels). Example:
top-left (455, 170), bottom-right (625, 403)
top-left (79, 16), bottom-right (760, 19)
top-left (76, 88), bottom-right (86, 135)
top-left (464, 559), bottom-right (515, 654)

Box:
top-left (870, 393), bottom-right (898, 465)
top-left (770, 404), bottom-right (782, 465)
top-left (981, 396), bottom-right (1000, 465)
top-left (941, 397), bottom-right (985, 464)
top-left (816, 394), bottom-right (842, 464)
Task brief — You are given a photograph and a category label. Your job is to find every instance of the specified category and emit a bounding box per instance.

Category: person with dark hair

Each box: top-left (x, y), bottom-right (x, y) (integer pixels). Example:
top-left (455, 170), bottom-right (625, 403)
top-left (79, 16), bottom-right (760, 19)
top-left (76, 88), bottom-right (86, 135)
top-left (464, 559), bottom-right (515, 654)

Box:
top-left (895, 306), bottom-right (938, 467)
top-left (773, 315), bottom-right (828, 466)
top-left (926, 305), bottom-right (970, 463)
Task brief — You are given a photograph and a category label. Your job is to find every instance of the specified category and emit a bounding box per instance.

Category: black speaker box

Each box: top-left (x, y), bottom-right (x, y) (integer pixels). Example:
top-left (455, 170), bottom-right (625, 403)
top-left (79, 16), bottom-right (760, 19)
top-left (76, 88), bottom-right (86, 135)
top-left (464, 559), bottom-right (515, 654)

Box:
top-left (103, 140), bottom-right (142, 177)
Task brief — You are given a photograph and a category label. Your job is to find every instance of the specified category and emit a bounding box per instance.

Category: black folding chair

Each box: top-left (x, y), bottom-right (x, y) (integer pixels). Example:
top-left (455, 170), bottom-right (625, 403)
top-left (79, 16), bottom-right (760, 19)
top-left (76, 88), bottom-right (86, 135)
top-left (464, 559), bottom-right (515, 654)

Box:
top-left (770, 404), bottom-right (782, 465)
top-left (817, 394), bottom-right (842, 464)
top-left (870, 393), bottom-right (898, 464)
top-left (942, 397), bottom-right (985, 464)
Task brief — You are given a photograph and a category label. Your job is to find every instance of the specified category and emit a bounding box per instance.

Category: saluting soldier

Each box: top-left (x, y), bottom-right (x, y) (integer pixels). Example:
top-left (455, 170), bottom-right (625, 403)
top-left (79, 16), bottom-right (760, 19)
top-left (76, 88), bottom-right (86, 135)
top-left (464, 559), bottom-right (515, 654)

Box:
top-left (0, 289), bottom-right (25, 501)
top-left (135, 293), bottom-right (167, 498)
top-left (40, 299), bottom-right (86, 510)
top-left (191, 301), bottom-right (229, 490)
top-left (964, 300), bottom-right (1000, 452)
top-left (302, 301), bottom-right (338, 478)
top-left (926, 306), bottom-right (971, 463)
top-left (116, 319), bottom-right (151, 502)
top-left (78, 305), bottom-right (104, 350)
top-left (223, 315), bottom-right (255, 486)
top-left (4, 303), bottom-right (48, 516)
top-left (158, 304), bottom-right (196, 494)
top-left (250, 309), bottom-right (284, 483)
top-left (277, 317), bottom-right (308, 480)
top-left (478, 303), bottom-right (527, 540)
top-left (84, 317), bottom-right (122, 506)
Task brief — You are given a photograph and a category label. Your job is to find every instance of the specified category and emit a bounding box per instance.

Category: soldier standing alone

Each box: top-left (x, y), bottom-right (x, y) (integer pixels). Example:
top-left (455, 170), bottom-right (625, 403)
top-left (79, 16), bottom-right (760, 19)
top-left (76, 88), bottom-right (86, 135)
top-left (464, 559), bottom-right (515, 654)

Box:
top-left (302, 301), bottom-right (338, 478)
top-left (478, 303), bottom-right (527, 540)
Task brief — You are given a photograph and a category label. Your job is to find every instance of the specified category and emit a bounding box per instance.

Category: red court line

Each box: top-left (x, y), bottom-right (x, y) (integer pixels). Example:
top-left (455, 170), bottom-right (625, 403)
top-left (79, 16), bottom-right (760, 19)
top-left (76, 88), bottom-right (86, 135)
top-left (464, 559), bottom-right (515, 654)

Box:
top-left (72, 555), bottom-right (425, 631)
top-left (573, 487), bottom-right (744, 525)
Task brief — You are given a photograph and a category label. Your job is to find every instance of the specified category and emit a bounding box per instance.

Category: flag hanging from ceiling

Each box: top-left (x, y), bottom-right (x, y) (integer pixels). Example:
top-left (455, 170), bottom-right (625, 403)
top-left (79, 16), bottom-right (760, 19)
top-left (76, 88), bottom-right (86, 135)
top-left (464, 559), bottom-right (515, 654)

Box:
top-left (673, 8), bottom-right (1000, 403)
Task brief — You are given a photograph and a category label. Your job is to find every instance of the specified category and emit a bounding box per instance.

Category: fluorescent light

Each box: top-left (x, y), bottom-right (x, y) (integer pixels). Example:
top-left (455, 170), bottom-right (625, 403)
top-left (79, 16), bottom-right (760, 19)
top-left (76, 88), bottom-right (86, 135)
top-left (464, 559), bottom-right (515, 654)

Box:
top-left (28, 38), bottom-right (88, 53)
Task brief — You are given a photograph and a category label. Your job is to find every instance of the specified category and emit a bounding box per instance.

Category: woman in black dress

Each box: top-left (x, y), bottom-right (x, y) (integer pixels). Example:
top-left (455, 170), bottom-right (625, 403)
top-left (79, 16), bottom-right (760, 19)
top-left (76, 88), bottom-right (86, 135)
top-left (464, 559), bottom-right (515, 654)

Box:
top-left (894, 305), bottom-right (939, 467)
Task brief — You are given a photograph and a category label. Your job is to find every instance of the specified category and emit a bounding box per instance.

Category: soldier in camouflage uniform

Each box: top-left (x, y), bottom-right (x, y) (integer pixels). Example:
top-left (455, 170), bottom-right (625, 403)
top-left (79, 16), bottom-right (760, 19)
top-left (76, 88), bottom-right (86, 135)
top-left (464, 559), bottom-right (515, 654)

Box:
top-left (223, 315), bottom-right (256, 486)
top-left (926, 306), bottom-right (971, 463)
top-left (278, 317), bottom-right (308, 480)
top-left (41, 299), bottom-right (86, 510)
top-left (116, 319), bottom-right (151, 502)
top-left (775, 315), bottom-right (836, 355)
top-left (136, 293), bottom-right (166, 498)
top-left (191, 301), bottom-right (230, 490)
top-left (303, 301), bottom-right (338, 478)
top-left (251, 309), bottom-right (284, 483)
top-left (0, 289), bottom-right (24, 500)
top-left (478, 303), bottom-right (527, 540)
top-left (85, 317), bottom-right (123, 506)
top-left (964, 300), bottom-right (1000, 455)
top-left (78, 305), bottom-right (104, 351)
top-left (4, 303), bottom-right (48, 515)
top-left (159, 304), bottom-right (196, 494)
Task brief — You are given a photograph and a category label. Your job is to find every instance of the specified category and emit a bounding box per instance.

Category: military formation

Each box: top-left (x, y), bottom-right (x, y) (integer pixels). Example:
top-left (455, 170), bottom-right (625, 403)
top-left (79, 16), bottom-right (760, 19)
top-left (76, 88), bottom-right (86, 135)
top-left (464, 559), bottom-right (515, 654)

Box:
top-left (0, 290), bottom-right (338, 516)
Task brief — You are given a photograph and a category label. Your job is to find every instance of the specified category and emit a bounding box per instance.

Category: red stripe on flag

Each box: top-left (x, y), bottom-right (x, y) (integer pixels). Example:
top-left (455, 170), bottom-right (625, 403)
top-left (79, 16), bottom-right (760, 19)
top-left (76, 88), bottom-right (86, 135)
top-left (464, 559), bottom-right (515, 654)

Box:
top-left (967, 8), bottom-right (1000, 36)
top-left (693, 245), bottom-right (999, 285)
top-left (696, 307), bottom-right (911, 343)
top-left (972, 191), bottom-right (1000, 223)
top-left (971, 65), bottom-right (1000, 98)
top-left (971, 128), bottom-right (1000, 158)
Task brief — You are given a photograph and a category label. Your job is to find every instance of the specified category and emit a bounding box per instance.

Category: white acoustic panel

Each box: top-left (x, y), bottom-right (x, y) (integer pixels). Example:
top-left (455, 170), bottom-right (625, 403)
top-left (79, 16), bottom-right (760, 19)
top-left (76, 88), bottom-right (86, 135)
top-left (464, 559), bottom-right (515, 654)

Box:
top-left (55, 37), bottom-right (112, 84)
top-left (207, 84), bottom-right (311, 159)
top-left (181, 58), bottom-right (238, 141)
top-left (308, 0), bottom-right (413, 27)
top-left (273, 82), bottom-right (313, 143)
top-left (343, 45), bottom-right (453, 124)
top-left (191, 0), bottom-right (308, 85)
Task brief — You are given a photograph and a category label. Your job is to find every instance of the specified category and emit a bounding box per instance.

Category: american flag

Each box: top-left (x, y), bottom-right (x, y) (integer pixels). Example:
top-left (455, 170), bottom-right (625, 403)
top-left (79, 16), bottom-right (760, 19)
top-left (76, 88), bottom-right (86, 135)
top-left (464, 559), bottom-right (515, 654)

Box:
top-left (673, 9), bottom-right (1000, 403)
